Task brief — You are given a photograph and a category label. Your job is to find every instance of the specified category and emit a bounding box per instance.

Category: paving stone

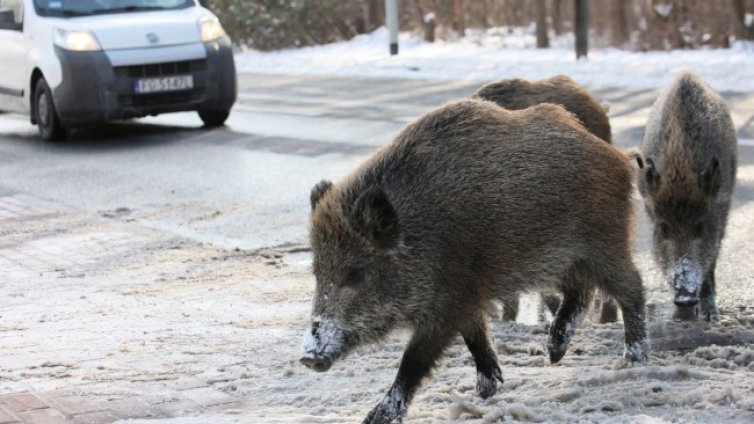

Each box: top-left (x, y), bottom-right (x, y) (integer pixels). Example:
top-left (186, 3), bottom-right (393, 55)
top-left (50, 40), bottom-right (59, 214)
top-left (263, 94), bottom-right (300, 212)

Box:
top-left (71, 411), bottom-right (119, 424)
top-left (150, 399), bottom-right (204, 417)
top-left (0, 406), bottom-right (19, 424)
top-left (1, 392), bottom-right (49, 412)
top-left (102, 398), bottom-right (158, 420)
top-left (40, 395), bottom-right (104, 417)
top-left (180, 388), bottom-right (238, 407)
top-left (16, 408), bottom-right (69, 424)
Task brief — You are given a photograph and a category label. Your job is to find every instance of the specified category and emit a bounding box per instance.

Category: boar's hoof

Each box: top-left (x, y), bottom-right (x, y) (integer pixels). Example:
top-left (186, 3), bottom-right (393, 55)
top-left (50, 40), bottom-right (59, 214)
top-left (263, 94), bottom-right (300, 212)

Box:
top-left (699, 296), bottom-right (719, 322)
top-left (300, 356), bottom-right (332, 372)
top-left (476, 367), bottom-right (504, 399)
top-left (623, 339), bottom-right (649, 363)
top-left (363, 398), bottom-right (406, 424)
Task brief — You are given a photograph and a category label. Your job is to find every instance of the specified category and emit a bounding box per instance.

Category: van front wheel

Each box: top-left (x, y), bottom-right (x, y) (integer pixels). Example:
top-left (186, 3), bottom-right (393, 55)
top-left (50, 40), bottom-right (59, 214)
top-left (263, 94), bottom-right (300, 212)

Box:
top-left (198, 110), bottom-right (230, 127)
top-left (34, 78), bottom-right (66, 141)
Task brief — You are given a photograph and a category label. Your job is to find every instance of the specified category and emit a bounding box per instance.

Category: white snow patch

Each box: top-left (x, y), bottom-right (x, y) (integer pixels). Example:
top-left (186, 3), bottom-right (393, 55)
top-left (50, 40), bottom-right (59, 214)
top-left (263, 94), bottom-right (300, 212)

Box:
top-left (235, 26), bottom-right (754, 92)
top-left (746, 12), bottom-right (753, 28)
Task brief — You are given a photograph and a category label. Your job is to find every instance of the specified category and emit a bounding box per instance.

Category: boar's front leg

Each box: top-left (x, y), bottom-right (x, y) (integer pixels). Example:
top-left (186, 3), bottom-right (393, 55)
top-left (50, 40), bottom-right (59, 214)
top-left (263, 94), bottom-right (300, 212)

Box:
top-left (699, 262), bottom-right (718, 321)
top-left (462, 313), bottom-right (503, 399)
top-left (547, 283), bottom-right (593, 364)
top-left (363, 330), bottom-right (454, 424)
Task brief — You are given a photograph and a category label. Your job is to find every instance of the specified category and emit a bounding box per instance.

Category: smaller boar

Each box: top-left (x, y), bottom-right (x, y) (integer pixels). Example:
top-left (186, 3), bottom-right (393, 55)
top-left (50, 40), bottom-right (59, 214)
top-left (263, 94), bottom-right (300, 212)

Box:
top-left (301, 99), bottom-right (648, 424)
top-left (639, 71), bottom-right (737, 321)
top-left (474, 75), bottom-right (618, 322)
top-left (472, 74), bottom-right (612, 142)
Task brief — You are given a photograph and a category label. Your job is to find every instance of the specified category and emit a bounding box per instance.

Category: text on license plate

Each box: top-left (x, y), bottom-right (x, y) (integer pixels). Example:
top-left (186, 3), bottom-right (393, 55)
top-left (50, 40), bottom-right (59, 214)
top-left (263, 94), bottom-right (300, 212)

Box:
top-left (134, 75), bottom-right (194, 94)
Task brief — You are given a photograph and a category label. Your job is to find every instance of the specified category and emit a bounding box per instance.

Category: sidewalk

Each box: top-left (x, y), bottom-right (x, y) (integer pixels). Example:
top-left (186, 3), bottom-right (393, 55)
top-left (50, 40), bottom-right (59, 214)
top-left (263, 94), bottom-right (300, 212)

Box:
top-left (0, 193), bottom-right (308, 423)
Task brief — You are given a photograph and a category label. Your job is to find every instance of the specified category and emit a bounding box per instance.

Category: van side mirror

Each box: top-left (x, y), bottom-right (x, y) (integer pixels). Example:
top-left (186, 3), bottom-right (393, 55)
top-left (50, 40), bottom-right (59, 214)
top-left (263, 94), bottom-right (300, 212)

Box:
top-left (0, 8), bottom-right (21, 31)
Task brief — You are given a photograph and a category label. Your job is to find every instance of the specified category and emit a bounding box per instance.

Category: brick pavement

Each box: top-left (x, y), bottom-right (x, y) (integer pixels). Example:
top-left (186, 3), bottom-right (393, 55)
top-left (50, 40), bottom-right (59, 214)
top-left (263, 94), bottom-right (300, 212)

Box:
top-left (0, 193), bottom-right (290, 423)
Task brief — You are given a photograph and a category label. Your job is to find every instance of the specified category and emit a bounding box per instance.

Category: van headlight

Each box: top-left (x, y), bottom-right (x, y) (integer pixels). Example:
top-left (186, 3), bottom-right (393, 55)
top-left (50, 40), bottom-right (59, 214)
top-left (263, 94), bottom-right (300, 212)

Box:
top-left (199, 17), bottom-right (225, 42)
top-left (54, 28), bottom-right (102, 51)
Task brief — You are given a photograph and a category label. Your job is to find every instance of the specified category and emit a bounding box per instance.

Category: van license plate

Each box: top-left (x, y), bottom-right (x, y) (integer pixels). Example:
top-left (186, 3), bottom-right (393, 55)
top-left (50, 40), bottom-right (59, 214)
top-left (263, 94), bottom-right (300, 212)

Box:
top-left (134, 75), bottom-right (194, 94)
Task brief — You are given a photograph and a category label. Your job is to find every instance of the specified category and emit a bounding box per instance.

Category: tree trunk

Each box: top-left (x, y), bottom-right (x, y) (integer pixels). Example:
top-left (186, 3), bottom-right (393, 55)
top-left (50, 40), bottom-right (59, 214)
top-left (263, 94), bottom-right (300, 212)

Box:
top-left (365, 0), bottom-right (384, 32)
top-left (413, 0), bottom-right (436, 42)
top-left (452, 0), bottom-right (465, 37)
top-left (731, 0), bottom-right (754, 40)
top-left (536, 0), bottom-right (550, 47)
top-left (574, 0), bottom-right (588, 58)
top-left (613, 0), bottom-right (630, 45)
top-left (552, 0), bottom-right (563, 35)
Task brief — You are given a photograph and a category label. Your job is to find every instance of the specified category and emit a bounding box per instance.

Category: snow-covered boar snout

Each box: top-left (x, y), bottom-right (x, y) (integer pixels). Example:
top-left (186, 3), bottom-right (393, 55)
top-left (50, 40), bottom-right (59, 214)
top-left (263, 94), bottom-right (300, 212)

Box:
top-left (300, 316), bottom-right (349, 372)
top-left (667, 255), bottom-right (704, 307)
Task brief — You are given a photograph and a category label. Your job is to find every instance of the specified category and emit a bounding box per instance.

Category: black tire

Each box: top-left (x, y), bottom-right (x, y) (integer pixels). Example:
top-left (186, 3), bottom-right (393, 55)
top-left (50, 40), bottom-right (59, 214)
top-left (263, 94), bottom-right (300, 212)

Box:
top-left (198, 110), bottom-right (230, 127)
top-left (34, 78), bottom-right (66, 141)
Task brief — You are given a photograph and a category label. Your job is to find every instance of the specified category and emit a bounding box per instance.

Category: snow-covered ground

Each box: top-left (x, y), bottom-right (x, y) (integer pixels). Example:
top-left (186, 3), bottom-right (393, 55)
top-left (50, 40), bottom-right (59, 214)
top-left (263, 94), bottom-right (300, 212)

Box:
top-left (235, 26), bottom-right (754, 93)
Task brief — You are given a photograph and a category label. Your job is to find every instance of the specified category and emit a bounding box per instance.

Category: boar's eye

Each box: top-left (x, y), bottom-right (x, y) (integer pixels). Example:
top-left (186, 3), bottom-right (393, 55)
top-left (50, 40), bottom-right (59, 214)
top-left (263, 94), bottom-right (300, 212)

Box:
top-left (693, 222), bottom-right (705, 239)
top-left (342, 266), bottom-right (365, 287)
top-left (658, 222), bottom-right (670, 239)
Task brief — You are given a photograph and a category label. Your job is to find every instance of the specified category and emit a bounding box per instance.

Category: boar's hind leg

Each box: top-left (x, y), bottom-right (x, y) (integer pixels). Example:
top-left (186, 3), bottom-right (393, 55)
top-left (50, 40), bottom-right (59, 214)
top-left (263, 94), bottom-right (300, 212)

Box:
top-left (547, 270), bottom-right (594, 364)
top-left (699, 262), bottom-right (718, 321)
top-left (363, 330), bottom-right (455, 424)
top-left (462, 314), bottom-right (503, 399)
top-left (599, 262), bottom-right (649, 363)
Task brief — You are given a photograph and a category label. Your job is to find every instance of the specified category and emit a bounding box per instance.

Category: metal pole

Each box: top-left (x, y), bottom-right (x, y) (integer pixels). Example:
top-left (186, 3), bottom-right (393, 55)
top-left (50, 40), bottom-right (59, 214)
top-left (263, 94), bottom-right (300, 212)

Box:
top-left (385, 0), bottom-right (399, 55)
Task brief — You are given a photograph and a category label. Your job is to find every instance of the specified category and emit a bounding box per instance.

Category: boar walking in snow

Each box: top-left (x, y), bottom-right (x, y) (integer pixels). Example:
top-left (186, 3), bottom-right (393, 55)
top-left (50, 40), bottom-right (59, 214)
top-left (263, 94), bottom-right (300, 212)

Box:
top-left (472, 74), bottom-right (612, 143)
top-left (638, 72), bottom-right (737, 321)
top-left (474, 75), bottom-right (619, 322)
top-left (301, 99), bottom-right (648, 423)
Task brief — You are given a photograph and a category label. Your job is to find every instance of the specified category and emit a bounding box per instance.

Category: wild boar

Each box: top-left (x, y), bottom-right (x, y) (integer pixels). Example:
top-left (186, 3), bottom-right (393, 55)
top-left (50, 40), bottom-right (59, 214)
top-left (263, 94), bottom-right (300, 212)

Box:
top-left (638, 71), bottom-right (737, 321)
top-left (301, 99), bottom-right (648, 424)
top-left (474, 75), bottom-right (618, 322)
top-left (472, 74), bottom-right (612, 142)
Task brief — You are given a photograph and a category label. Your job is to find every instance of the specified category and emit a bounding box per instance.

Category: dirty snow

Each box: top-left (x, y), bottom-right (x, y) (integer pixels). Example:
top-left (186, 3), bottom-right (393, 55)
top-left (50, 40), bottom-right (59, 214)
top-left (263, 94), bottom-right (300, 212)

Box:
top-left (235, 26), bottom-right (754, 93)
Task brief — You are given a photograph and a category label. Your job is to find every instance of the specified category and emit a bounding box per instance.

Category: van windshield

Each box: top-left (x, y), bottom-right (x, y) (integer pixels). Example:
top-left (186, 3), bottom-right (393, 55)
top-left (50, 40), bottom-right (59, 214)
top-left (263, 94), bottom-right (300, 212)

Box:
top-left (33, 0), bottom-right (195, 17)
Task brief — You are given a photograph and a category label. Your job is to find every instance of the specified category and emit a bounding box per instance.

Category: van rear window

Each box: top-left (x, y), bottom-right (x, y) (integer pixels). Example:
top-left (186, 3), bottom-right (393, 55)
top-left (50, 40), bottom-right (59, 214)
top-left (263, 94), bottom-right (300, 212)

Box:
top-left (34, 0), bottom-right (194, 17)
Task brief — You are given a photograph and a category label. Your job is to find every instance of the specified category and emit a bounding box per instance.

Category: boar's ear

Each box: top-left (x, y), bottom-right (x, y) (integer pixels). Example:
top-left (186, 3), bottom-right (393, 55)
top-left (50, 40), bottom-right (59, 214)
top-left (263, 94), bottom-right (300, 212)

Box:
top-left (351, 186), bottom-right (400, 249)
top-left (699, 157), bottom-right (721, 196)
top-left (310, 180), bottom-right (334, 211)
top-left (643, 157), bottom-right (660, 192)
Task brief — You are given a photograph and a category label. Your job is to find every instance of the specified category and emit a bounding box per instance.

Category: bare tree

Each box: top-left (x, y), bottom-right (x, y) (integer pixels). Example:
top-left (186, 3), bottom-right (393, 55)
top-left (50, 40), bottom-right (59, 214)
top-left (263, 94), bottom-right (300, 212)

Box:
top-left (552, 0), bottom-right (564, 35)
top-left (412, 0), bottom-right (436, 42)
top-left (732, 0), bottom-right (754, 40)
top-left (536, 0), bottom-right (550, 47)
top-left (612, 0), bottom-right (631, 46)
top-left (574, 0), bottom-right (588, 58)
top-left (452, 0), bottom-right (466, 36)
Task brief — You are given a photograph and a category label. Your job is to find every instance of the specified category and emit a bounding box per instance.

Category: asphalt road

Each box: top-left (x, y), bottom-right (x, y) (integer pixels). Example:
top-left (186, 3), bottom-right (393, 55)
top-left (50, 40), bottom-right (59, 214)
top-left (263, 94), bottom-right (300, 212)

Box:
top-left (1, 73), bottom-right (754, 320)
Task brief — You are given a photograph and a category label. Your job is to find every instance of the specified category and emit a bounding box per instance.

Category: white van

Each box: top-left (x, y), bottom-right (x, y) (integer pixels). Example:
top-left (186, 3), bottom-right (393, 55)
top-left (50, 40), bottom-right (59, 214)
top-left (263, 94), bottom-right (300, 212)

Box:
top-left (0, 0), bottom-right (236, 140)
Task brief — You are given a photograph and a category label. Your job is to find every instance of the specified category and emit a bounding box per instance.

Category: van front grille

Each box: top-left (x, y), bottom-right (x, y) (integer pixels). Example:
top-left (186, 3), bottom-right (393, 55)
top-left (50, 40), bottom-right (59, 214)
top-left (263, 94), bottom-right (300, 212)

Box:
top-left (118, 60), bottom-right (205, 78)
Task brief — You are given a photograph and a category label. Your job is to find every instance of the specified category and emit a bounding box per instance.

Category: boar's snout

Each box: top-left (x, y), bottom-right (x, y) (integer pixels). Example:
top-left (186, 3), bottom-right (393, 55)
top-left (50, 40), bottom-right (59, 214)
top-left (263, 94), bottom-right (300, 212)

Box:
top-left (667, 256), bottom-right (702, 307)
top-left (299, 355), bottom-right (333, 372)
top-left (673, 288), bottom-right (699, 307)
top-left (300, 316), bottom-right (352, 373)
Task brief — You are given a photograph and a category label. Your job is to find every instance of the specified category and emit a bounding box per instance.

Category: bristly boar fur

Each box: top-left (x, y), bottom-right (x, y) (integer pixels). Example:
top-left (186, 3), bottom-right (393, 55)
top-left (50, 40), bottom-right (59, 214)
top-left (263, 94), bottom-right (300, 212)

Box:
top-left (301, 99), bottom-right (648, 424)
top-left (473, 75), bottom-right (619, 323)
top-left (638, 71), bottom-right (737, 321)
top-left (472, 74), bottom-right (612, 143)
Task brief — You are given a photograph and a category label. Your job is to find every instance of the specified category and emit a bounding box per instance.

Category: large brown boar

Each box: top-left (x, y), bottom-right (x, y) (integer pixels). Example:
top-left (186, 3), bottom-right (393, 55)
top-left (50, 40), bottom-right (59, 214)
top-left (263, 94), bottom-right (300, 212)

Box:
top-left (474, 75), bottom-right (618, 323)
top-left (472, 74), bottom-right (612, 142)
top-left (301, 99), bottom-right (648, 424)
top-left (638, 72), bottom-right (737, 321)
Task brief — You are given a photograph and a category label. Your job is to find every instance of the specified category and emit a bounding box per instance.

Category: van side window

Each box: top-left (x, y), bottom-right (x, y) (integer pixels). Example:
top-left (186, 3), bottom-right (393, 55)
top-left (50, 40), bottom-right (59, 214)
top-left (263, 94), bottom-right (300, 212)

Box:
top-left (0, 0), bottom-right (23, 30)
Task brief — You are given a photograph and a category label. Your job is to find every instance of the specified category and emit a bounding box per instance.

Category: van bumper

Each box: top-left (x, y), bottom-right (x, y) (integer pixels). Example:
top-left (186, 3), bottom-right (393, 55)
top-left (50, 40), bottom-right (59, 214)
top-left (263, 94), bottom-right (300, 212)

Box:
top-left (52, 38), bottom-right (236, 126)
